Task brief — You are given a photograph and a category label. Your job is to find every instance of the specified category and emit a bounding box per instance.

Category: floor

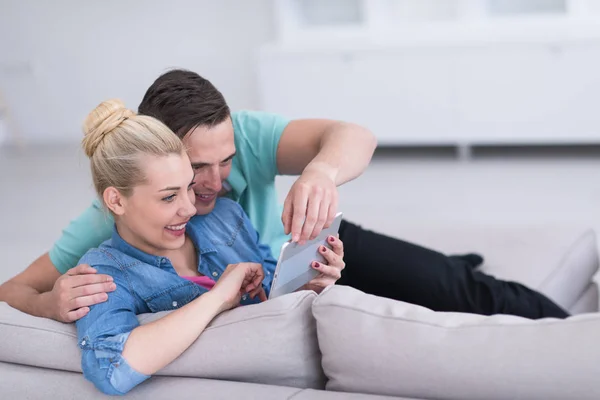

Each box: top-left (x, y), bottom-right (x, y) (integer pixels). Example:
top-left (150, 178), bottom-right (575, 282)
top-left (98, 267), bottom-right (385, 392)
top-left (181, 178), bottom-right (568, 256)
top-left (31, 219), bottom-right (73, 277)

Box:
top-left (2, 143), bottom-right (600, 288)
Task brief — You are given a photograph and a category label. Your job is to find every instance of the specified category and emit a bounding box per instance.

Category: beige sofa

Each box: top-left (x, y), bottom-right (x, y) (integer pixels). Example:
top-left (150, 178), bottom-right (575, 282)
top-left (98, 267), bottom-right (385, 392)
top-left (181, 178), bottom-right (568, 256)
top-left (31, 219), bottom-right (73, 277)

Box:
top-left (1, 226), bottom-right (598, 399)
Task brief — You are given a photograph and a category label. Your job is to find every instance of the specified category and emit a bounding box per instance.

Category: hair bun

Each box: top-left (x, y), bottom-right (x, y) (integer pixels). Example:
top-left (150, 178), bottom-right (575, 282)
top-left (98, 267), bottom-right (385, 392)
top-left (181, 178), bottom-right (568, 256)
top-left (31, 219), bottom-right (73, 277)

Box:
top-left (82, 99), bottom-right (135, 157)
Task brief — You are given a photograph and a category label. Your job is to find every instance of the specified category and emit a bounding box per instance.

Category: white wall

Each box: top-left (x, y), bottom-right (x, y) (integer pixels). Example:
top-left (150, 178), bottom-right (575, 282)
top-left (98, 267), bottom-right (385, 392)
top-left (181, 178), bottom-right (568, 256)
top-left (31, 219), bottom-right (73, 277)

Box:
top-left (262, 0), bottom-right (600, 147)
top-left (0, 0), bottom-right (275, 143)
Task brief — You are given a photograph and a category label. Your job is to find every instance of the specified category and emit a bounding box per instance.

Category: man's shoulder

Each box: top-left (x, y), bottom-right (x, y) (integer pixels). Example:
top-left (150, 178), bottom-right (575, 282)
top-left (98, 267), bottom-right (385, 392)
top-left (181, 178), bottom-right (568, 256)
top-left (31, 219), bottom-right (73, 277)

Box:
top-left (231, 110), bottom-right (289, 138)
top-left (230, 110), bottom-right (289, 181)
top-left (231, 110), bottom-right (260, 142)
top-left (231, 109), bottom-right (261, 126)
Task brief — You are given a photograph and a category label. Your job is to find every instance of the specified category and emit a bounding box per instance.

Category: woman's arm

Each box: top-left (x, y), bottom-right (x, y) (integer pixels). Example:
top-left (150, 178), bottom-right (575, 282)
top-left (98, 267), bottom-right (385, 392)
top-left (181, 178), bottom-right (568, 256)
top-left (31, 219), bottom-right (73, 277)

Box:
top-left (80, 262), bottom-right (265, 395)
top-left (122, 290), bottom-right (224, 375)
top-left (0, 201), bottom-right (115, 321)
top-left (124, 261), bottom-right (266, 374)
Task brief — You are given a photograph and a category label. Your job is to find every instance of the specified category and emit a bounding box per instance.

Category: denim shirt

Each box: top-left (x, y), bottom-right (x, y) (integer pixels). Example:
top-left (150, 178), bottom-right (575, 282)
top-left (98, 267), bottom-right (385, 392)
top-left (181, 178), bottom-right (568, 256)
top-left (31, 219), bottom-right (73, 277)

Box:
top-left (75, 198), bottom-right (277, 395)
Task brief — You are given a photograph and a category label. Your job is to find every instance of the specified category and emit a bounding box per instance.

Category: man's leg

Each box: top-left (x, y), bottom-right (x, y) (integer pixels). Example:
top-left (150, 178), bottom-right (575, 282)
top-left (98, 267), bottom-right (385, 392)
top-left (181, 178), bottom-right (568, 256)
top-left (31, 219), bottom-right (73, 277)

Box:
top-left (337, 220), bottom-right (569, 319)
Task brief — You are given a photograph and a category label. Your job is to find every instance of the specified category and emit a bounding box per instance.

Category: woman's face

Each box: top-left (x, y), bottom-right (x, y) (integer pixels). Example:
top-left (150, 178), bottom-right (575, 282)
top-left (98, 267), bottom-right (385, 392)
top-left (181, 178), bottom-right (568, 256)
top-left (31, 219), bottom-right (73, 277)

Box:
top-left (108, 152), bottom-right (197, 256)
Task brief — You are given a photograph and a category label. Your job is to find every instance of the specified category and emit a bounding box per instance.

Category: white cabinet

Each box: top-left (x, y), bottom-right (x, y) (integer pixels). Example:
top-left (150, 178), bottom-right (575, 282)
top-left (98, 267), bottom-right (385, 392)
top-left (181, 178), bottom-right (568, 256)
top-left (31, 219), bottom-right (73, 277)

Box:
top-left (453, 42), bottom-right (600, 144)
top-left (259, 47), bottom-right (455, 145)
top-left (258, 39), bottom-right (600, 146)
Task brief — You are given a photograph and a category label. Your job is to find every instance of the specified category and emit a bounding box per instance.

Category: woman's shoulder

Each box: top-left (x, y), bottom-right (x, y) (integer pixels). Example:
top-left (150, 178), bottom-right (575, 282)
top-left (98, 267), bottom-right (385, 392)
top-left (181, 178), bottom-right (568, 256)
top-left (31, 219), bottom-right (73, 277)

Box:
top-left (190, 198), bottom-right (243, 226)
top-left (213, 197), bottom-right (243, 214)
top-left (188, 198), bottom-right (247, 246)
top-left (77, 239), bottom-right (129, 272)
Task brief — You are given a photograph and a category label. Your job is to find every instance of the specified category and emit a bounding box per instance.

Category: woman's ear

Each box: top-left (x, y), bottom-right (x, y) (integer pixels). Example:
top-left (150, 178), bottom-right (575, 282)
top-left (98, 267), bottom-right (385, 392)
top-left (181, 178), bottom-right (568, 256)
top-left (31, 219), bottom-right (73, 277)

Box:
top-left (103, 187), bottom-right (126, 216)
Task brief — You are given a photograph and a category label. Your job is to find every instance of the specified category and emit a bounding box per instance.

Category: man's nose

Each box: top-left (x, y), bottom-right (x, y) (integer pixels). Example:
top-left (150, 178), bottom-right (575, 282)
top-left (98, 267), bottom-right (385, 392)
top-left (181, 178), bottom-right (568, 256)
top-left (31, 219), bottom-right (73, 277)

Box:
top-left (202, 167), bottom-right (222, 192)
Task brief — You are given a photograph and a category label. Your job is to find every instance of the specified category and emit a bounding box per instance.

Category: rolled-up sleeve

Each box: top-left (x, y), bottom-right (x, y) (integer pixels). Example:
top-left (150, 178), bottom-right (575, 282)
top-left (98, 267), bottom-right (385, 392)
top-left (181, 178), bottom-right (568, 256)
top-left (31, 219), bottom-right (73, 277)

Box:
top-left (80, 332), bottom-right (150, 395)
top-left (76, 265), bottom-right (149, 395)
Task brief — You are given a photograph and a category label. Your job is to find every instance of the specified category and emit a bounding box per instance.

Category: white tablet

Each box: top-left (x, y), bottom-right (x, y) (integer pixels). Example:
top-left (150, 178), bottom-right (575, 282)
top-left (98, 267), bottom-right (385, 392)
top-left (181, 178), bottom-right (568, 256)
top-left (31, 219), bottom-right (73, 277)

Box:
top-left (269, 212), bottom-right (343, 300)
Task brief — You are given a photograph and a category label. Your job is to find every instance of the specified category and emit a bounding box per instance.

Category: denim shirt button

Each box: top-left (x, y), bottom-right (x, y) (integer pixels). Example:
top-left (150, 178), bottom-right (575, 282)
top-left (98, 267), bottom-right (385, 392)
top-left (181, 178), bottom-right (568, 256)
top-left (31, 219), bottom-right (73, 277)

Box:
top-left (172, 301), bottom-right (178, 307)
top-left (81, 340), bottom-right (86, 346)
top-left (212, 271), bottom-right (218, 277)
top-left (242, 294), bottom-right (248, 301)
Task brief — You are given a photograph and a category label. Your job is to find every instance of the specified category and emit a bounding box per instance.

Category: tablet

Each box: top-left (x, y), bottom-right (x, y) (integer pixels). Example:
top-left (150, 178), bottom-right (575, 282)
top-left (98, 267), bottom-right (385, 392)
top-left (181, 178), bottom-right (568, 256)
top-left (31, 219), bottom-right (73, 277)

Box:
top-left (269, 212), bottom-right (343, 299)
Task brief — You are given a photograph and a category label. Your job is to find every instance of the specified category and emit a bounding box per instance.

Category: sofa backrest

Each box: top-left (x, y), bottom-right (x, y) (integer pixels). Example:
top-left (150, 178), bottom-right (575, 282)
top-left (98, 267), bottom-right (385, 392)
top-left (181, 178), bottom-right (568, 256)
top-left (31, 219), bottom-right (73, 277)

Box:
top-left (0, 290), bottom-right (325, 389)
top-left (313, 285), bottom-right (600, 400)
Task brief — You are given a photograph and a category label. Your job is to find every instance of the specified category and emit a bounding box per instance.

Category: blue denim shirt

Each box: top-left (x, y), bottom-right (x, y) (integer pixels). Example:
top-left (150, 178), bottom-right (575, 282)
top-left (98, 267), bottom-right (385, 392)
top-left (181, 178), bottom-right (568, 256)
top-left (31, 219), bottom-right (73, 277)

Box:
top-left (75, 198), bottom-right (277, 395)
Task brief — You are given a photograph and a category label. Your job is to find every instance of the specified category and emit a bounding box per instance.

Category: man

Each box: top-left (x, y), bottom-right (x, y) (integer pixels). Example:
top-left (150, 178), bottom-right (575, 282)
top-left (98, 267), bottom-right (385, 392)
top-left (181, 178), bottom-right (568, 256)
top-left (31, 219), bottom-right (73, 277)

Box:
top-left (0, 69), bottom-right (568, 321)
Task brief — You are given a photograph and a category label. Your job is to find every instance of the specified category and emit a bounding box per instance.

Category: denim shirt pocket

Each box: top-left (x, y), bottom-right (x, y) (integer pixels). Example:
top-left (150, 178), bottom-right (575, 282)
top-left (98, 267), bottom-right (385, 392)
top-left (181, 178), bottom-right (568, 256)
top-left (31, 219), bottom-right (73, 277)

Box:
top-left (143, 281), bottom-right (204, 313)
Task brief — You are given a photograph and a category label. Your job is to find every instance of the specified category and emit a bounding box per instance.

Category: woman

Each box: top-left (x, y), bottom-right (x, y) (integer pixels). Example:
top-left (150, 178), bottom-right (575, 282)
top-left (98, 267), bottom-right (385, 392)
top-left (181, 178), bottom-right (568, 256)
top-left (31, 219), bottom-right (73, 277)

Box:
top-left (75, 99), bottom-right (345, 395)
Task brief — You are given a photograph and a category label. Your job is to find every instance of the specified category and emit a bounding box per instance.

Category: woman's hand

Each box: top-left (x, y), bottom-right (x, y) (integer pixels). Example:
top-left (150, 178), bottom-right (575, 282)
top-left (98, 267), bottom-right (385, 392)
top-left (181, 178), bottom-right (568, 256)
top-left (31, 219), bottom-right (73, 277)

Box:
top-left (303, 235), bottom-right (345, 294)
top-left (123, 262), bottom-right (266, 378)
top-left (210, 262), bottom-right (267, 313)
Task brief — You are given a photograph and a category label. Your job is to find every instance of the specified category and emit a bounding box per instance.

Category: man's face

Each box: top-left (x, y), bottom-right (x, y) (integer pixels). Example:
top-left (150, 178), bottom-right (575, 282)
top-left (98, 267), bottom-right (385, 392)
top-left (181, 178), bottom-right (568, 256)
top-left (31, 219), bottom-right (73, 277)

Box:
top-left (182, 119), bottom-right (236, 215)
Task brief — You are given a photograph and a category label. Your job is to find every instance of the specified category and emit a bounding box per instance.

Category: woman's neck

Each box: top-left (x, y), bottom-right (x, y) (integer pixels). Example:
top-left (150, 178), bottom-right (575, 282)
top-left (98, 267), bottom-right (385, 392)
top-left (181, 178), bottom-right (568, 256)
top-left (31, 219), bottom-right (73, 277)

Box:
top-left (114, 222), bottom-right (199, 276)
top-left (114, 222), bottom-right (168, 257)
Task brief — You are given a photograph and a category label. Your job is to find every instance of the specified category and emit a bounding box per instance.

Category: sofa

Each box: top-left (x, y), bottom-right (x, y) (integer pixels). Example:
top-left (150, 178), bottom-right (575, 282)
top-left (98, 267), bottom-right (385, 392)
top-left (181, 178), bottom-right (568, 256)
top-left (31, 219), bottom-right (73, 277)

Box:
top-left (1, 225), bottom-right (598, 399)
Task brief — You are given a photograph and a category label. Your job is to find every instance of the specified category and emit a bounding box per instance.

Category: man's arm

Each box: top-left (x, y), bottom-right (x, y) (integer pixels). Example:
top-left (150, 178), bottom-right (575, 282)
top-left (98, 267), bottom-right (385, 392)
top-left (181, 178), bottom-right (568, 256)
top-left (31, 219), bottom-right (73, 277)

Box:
top-left (0, 200), bottom-right (116, 321)
top-left (0, 253), bottom-right (115, 321)
top-left (277, 119), bottom-right (377, 243)
top-left (0, 253), bottom-right (60, 317)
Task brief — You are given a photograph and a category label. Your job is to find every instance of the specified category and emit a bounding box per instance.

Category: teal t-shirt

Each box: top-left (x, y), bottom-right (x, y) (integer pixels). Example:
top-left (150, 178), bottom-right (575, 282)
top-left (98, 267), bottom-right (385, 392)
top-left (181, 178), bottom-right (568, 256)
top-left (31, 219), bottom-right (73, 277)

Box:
top-left (49, 110), bottom-right (290, 274)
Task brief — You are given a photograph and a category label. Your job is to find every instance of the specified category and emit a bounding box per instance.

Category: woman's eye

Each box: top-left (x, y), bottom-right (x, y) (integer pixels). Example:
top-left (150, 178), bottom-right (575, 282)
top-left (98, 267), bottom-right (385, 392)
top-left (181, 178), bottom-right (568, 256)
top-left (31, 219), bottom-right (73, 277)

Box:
top-left (162, 194), bottom-right (176, 202)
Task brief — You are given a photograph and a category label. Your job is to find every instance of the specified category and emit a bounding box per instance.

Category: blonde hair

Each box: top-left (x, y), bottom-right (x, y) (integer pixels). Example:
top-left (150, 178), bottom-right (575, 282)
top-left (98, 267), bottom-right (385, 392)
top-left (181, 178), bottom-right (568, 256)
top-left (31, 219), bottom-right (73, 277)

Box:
top-left (82, 99), bottom-right (184, 197)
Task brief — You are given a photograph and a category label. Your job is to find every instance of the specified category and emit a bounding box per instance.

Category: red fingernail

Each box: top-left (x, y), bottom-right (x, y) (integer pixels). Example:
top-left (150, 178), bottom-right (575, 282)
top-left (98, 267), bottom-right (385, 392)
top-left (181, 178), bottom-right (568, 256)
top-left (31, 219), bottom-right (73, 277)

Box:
top-left (320, 246), bottom-right (326, 252)
top-left (329, 236), bottom-right (335, 243)
top-left (313, 262), bottom-right (320, 268)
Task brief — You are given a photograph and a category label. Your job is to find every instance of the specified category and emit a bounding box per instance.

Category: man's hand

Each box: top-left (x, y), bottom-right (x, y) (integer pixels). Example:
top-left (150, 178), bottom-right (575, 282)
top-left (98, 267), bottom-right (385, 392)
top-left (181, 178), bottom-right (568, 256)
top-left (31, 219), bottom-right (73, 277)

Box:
top-left (45, 264), bottom-right (116, 322)
top-left (282, 162), bottom-right (339, 244)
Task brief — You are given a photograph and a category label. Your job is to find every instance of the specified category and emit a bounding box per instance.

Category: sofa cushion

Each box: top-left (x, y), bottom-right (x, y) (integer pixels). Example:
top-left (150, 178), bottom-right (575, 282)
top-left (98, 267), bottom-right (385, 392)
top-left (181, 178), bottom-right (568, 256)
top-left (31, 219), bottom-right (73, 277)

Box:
top-left (0, 361), bottom-right (414, 400)
top-left (0, 361), bottom-right (299, 400)
top-left (0, 290), bottom-right (325, 389)
top-left (570, 282), bottom-right (599, 314)
top-left (392, 225), bottom-right (598, 311)
top-left (313, 285), bottom-right (600, 400)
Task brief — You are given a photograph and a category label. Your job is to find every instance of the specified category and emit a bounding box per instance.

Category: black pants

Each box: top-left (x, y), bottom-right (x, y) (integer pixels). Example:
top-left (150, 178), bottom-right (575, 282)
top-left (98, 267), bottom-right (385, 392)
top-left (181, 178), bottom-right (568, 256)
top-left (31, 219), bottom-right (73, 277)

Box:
top-left (337, 219), bottom-right (569, 319)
